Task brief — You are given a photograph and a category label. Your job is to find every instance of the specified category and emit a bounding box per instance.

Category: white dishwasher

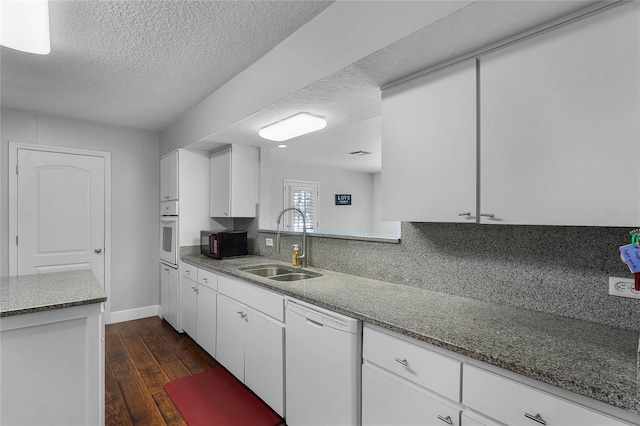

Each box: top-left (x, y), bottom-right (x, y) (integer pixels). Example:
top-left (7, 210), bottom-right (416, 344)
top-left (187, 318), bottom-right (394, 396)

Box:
top-left (285, 297), bottom-right (362, 426)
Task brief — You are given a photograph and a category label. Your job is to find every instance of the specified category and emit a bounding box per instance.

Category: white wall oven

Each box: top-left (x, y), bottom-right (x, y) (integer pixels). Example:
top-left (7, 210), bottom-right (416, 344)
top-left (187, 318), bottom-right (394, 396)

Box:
top-left (160, 201), bottom-right (178, 267)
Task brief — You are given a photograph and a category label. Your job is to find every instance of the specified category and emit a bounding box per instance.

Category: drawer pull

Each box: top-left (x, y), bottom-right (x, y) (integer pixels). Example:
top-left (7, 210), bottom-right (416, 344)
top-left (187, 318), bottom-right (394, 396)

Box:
top-left (437, 415), bottom-right (453, 425)
top-left (395, 358), bottom-right (408, 367)
top-left (480, 213), bottom-right (495, 218)
top-left (202, 277), bottom-right (208, 281)
top-left (458, 212), bottom-right (471, 216)
top-left (525, 413), bottom-right (547, 425)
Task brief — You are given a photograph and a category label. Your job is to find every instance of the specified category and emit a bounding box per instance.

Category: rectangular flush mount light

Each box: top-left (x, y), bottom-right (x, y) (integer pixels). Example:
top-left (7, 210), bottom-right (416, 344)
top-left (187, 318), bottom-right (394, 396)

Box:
top-left (259, 113), bottom-right (327, 142)
top-left (0, 0), bottom-right (51, 55)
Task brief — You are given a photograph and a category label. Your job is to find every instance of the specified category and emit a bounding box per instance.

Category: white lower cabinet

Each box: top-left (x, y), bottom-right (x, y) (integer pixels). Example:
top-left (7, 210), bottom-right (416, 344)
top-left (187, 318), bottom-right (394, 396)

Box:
top-left (362, 325), bottom-right (633, 426)
top-left (179, 264), bottom-right (217, 357)
top-left (463, 365), bottom-right (629, 426)
top-left (363, 363), bottom-right (461, 426)
top-left (216, 280), bottom-right (285, 417)
top-left (160, 263), bottom-right (179, 330)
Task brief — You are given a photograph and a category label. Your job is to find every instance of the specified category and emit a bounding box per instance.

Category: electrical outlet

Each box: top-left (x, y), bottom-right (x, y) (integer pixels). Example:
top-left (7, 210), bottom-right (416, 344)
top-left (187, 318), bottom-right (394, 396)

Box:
top-left (608, 277), bottom-right (640, 299)
top-left (266, 238), bottom-right (274, 247)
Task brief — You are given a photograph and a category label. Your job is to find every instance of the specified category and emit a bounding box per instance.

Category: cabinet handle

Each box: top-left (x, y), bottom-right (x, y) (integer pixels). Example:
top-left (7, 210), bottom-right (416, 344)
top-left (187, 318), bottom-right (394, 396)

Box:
top-left (163, 196), bottom-right (170, 199)
top-left (437, 415), bottom-right (453, 425)
top-left (237, 311), bottom-right (247, 319)
top-left (191, 286), bottom-right (196, 291)
top-left (202, 277), bottom-right (208, 282)
top-left (525, 413), bottom-right (547, 425)
top-left (458, 212), bottom-right (471, 216)
top-left (395, 358), bottom-right (408, 367)
top-left (164, 268), bottom-right (170, 272)
top-left (480, 213), bottom-right (495, 218)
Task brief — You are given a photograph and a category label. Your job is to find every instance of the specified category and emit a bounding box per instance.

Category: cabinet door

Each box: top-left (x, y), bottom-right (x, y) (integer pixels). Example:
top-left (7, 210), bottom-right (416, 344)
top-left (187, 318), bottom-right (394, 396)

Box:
top-left (209, 147), bottom-right (231, 218)
top-left (160, 265), bottom-right (179, 330)
top-left (362, 363), bottom-right (461, 426)
top-left (229, 145), bottom-right (258, 218)
top-left (480, 2), bottom-right (639, 226)
top-left (160, 152), bottom-right (179, 201)
top-left (179, 276), bottom-right (197, 337)
top-left (196, 285), bottom-right (217, 358)
top-left (215, 295), bottom-right (246, 381)
top-left (381, 59), bottom-right (477, 222)
top-left (244, 308), bottom-right (284, 416)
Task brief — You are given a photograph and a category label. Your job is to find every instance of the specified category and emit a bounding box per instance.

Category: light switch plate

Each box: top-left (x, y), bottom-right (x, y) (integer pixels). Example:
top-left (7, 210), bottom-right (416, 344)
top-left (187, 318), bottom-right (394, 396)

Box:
top-left (266, 238), bottom-right (274, 247)
top-left (608, 277), bottom-right (640, 299)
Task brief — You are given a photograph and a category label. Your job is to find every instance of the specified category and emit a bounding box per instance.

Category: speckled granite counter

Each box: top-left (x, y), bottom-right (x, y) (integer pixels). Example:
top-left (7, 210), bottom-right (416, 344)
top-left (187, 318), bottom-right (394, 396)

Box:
top-left (0, 270), bottom-right (106, 317)
top-left (182, 253), bottom-right (640, 416)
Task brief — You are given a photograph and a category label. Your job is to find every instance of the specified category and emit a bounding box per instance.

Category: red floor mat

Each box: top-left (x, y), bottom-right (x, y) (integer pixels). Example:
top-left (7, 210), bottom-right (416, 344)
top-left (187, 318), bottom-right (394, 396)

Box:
top-left (164, 367), bottom-right (282, 426)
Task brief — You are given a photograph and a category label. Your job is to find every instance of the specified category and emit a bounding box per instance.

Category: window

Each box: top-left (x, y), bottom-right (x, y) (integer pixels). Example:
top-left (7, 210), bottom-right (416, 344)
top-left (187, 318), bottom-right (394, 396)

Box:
top-left (283, 179), bottom-right (318, 231)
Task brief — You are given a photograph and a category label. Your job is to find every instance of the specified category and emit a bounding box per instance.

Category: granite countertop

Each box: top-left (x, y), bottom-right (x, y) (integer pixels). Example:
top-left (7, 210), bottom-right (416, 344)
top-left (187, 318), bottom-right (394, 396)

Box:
top-left (0, 270), bottom-right (107, 317)
top-left (182, 253), bottom-right (640, 416)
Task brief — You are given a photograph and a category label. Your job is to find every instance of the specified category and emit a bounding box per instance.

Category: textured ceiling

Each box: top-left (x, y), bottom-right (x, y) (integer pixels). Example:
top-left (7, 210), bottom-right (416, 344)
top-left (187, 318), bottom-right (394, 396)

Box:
top-left (0, 0), bottom-right (333, 131)
top-left (200, 0), bottom-right (600, 173)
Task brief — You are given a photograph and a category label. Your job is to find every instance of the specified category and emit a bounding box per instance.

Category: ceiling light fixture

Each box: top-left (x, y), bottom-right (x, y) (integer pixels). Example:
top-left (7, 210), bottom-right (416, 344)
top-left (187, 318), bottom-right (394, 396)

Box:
top-left (0, 0), bottom-right (51, 55)
top-left (259, 113), bottom-right (327, 142)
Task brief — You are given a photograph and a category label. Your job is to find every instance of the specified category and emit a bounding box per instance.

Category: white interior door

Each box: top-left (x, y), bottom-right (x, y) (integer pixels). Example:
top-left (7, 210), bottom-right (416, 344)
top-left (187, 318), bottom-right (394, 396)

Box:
top-left (15, 149), bottom-right (105, 286)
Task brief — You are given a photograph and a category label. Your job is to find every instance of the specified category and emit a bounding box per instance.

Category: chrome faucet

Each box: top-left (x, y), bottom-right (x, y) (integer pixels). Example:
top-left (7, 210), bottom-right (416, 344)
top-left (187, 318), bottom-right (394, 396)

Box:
top-left (275, 207), bottom-right (307, 268)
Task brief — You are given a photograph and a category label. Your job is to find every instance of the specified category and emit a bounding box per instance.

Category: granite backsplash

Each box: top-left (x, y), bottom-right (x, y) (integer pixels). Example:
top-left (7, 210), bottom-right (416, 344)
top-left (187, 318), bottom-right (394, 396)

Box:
top-left (231, 218), bottom-right (640, 331)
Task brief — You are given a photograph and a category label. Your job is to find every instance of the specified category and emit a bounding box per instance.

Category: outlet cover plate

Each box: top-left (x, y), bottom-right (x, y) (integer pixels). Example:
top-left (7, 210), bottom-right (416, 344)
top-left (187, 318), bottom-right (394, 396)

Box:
top-left (608, 277), bottom-right (640, 299)
top-left (266, 238), bottom-right (274, 247)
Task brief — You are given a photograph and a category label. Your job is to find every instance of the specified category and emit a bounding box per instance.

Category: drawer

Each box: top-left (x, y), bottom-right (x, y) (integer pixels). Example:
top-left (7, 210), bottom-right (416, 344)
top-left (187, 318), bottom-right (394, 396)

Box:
top-left (362, 363), bottom-right (461, 426)
top-left (161, 200), bottom-right (178, 215)
top-left (181, 263), bottom-right (197, 280)
top-left (217, 275), bottom-right (284, 322)
top-left (463, 365), bottom-right (628, 426)
top-left (197, 268), bottom-right (218, 291)
top-left (363, 326), bottom-right (461, 402)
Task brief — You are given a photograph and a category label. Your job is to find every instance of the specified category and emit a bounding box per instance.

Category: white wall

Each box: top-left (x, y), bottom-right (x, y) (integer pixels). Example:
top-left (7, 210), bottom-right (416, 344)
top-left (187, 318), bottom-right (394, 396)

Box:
top-left (1, 108), bottom-right (160, 314)
top-left (372, 172), bottom-right (400, 236)
top-left (270, 160), bottom-right (374, 234)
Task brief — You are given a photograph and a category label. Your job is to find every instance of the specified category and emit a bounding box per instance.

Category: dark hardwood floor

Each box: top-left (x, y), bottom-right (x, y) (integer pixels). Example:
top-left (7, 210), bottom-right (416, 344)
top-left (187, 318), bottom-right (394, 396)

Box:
top-left (105, 316), bottom-right (285, 425)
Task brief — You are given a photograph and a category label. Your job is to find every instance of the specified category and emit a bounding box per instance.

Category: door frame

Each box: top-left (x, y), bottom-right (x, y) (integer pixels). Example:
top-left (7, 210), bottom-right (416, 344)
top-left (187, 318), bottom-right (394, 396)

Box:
top-left (8, 142), bottom-right (112, 321)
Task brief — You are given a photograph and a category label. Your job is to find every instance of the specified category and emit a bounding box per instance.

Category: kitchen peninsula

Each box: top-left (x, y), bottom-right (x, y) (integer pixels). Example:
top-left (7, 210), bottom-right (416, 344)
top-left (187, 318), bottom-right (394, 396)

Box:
top-left (0, 270), bottom-right (106, 425)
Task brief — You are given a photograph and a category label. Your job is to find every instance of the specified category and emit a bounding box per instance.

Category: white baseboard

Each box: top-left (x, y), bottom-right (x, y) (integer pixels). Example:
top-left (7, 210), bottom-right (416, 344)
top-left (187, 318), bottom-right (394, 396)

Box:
top-left (107, 305), bottom-right (161, 324)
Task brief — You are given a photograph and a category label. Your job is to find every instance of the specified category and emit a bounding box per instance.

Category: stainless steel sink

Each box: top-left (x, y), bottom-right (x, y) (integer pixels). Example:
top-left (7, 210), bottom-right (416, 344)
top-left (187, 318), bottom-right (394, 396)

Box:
top-left (240, 264), bottom-right (321, 281)
top-left (269, 273), bottom-right (318, 282)
top-left (241, 266), bottom-right (297, 277)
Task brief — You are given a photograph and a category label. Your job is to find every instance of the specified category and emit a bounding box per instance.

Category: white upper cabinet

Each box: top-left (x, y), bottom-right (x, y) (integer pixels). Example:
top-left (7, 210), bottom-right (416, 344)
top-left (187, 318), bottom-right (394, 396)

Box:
top-left (381, 2), bottom-right (639, 226)
top-left (210, 145), bottom-right (258, 218)
top-left (160, 151), bottom-right (178, 201)
top-left (479, 2), bottom-right (639, 226)
top-left (381, 59), bottom-right (477, 223)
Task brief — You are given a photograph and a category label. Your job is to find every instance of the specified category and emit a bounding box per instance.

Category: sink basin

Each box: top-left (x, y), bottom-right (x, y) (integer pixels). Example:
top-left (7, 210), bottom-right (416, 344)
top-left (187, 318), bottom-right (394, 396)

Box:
top-left (241, 266), bottom-right (297, 277)
top-left (269, 273), bottom-right (318, 282)
top-left (240, 264), bottom-right (322, 281)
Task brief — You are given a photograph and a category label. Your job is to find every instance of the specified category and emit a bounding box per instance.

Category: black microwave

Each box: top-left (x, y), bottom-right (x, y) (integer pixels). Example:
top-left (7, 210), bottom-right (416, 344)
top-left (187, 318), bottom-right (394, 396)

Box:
top-left (200, 230), bottom-right (248, 259)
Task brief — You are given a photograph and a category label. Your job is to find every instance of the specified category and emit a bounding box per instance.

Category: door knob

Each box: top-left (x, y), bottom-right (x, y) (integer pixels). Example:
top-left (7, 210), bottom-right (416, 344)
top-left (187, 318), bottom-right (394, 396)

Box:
top-left (95, 248), bottom-right (102, 253)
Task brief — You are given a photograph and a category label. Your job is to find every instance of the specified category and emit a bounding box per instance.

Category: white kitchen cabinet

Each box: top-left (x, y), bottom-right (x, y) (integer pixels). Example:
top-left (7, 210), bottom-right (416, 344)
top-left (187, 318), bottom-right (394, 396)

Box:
top-left (196, 283), bottom-right (217, 356)
top-left (179, 274), bottom-right (197, 337)
top-left (216, 277), bottom-right (285, 417)
top-left (381, 2), bottom-right (639, 226)
top-left (160, 151), bottom-right (178, 201)
top-left (1, 303), bottom-right (104, 426)
top-left (479, 1), bottom-right (639, 226)
top-left (179, 264), bottom-right (218, 357)
top-left (381, 59), bottom-right (477, 223)
top-left (216, 295), bottom-right (246, 379)
top-left (209, 144), bottom-right (258, 218)
top-left (362, 363), bottom-right (461, 426)
top-left (160, 263), bottom-right (179, 330)
top-left (463, 365), bottom-right (629, 426)
top-left (362, 325), bottom-right (462, 426)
